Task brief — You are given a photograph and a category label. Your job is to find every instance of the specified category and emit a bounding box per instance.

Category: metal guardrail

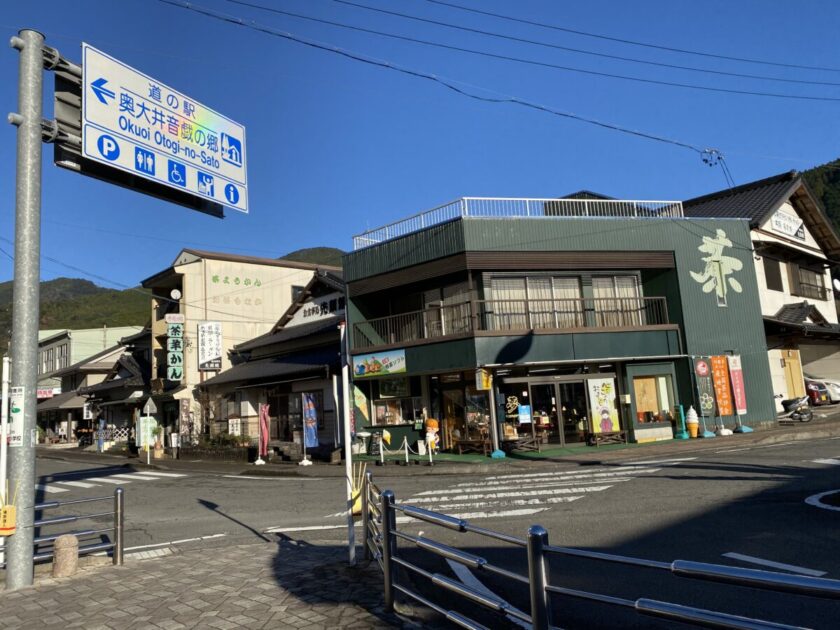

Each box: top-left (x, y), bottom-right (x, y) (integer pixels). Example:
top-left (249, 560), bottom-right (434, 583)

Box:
top-left (0, 488), bottom-right (124, 570)
top-left (352, 197), bottom-right (685, 250)
top-left (362, 473), bottom-right (840, 630)
top-left (352, 297), bottom-right (669, 351)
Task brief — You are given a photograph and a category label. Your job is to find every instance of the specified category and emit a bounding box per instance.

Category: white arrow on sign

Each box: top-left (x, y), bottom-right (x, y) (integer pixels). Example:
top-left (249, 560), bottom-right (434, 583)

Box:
top-left (143, 398), bottom-right (158, 415)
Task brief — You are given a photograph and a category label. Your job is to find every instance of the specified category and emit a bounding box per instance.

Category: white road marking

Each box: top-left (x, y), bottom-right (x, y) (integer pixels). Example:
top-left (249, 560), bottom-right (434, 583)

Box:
top-left (435, 496), bottom-right (582, 511)
top-left (716, 442), bottom-right (797, 454)
top-left (109, 473), bottom-right (161, 481)
top-left (123, 533), bottom-right (228, 552)
top-left (813, 458), bottom-right (840, 466)
top-left (484, 465), bottom-right (657, 482)
top-left (89, 477), bottom-right (130, 484)
top-left (805, 490), bottom-right (840, 513)
top-left (619, 457), bottom-right (697, 466)
top-left (449, 469), bottom-right (647, 491)
top-left (437, 507), bottom-right (549, 521)
top-left (265, 523), bottom-right (355, 533)
top-left (723, 552), bottom-right (827, 577)
top-left (53, 480), bottom-right (98, 488)
top-left (35, 484), bottom-right (67, 494)
top-left (134, 471), bottom-right (188, 478)
top-left (407, 484), bottom-right (613, 504)
top-left (446, 559), bottom-right (530, 629)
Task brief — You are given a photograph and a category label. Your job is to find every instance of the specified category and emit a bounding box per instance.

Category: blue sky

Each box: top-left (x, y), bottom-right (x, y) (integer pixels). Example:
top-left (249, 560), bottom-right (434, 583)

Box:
top-left (2, 0), bottom-right (839, 288)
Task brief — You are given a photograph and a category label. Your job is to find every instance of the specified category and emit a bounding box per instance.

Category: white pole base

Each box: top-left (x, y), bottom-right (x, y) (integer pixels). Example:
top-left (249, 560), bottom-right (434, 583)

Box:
top-left (254, 457), bottom-right (266, 466)
top-left (298, 458), bottom-right (313, 466)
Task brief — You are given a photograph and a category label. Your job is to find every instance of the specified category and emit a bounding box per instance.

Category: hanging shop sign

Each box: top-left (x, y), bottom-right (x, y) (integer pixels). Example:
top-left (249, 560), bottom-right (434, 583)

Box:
top-left (710, 355), bottom-right (733, 416)
top-left (166, 322), bottom-right (184, 381)
top-left (352, 350), bottom-right (406, 378)
top-left (694, 357), bottom-right (717, 417)
top-left (770, 207), bottom-right (805, 241)
top-left (587, 378), bottom-right (619, 434)
top-left (197, 321), bottom-right (223, 371)
top-left (475, 368), bottom-right (492, 391)
top-left (726, 355), bottom-right (748, 415)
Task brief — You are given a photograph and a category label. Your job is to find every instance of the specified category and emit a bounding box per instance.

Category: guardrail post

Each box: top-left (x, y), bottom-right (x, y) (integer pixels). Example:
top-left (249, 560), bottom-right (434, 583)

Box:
top-left (113, 488), bottom-right (124, 566)
top-left (362, 471), bottom-right (372, 561)
top-left (527, 525), bottom-right (550, 630)
top-left (381, 490), bottom-right (396, 612)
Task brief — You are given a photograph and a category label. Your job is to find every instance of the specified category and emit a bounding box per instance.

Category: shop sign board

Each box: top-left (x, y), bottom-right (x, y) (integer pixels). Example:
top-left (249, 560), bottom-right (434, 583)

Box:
top-left (167, 322), bottom-right (184, 381)
top-left (8, 387), bottom-right (25, 448)
top-left (137, 416), bottom-right (157, 449)
top-left (475, 368), bottom-right (492, 391)
top-left (587, 378), bottom-right (619, 434)
top-left (165, 314), bottom-right (185, 324)
top-left (517, 404), bottom-right (532, 424)
top-left (197, 321), bottom-right (223, 371)
top-left (726, 355), bottom-right (748, 415)
top-left (82, 44), bottom-right (248, 212)
top-left (710, 355), bottom-right (733, 416)
top-left (770, 207), bottom-right (805, 241)
top-left (693, 357), bottom-right (717, 417)
top-left (352, 350), bottom-right (406, 378)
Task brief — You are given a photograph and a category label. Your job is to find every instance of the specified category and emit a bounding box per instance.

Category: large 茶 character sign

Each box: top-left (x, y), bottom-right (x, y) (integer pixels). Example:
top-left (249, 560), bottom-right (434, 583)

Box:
top-left (690, 229), bottom-right (743, 304)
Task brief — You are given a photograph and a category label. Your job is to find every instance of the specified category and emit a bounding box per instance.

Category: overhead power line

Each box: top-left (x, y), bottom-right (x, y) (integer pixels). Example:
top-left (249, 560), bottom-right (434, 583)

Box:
top-left (218, 0), bottom-right (840, 102)
top-left (422, 0), bottom-right (840, 74)
top-left (327, 0), bottom-right (840, 88)
top-left (157, 0), bottom-right (708, 156)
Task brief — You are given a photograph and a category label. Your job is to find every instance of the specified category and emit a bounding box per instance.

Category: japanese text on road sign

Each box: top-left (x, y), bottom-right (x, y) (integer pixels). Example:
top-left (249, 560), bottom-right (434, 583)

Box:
top-left (81, 44), bottom-right (248, 212)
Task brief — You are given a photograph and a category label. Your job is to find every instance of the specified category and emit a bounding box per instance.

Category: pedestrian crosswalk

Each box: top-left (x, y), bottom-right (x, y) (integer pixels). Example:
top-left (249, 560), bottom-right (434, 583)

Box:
top-left (36, 471), bottom-right (188, 494)
top-left (329, 458), bottom-right (696, 524)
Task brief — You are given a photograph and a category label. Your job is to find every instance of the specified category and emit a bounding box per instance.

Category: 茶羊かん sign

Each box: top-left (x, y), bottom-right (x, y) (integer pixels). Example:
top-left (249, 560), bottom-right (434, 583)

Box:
top-left (81, 44), bottom-right (248, 213)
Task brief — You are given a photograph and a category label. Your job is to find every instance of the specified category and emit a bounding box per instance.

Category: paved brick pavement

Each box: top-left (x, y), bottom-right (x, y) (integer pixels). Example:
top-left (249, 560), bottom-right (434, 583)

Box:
top-left (0, 540), bottom-right (433, 629)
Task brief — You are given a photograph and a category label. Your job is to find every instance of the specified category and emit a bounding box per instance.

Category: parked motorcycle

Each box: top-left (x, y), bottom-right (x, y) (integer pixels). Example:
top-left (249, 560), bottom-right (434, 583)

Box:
top-left (777, 396), bottom-right (813, 422)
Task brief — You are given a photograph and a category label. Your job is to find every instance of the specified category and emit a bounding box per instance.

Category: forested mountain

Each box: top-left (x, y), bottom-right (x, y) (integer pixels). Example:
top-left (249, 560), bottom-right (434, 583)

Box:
top-left (0, 278), bottom-right (149, 355)
top-left (803, 159), bottom-right (840, 233)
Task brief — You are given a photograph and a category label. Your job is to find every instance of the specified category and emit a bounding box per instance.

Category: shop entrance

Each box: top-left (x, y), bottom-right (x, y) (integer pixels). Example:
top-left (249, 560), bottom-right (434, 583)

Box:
top-left (527, 382), bottom-right (588, 446)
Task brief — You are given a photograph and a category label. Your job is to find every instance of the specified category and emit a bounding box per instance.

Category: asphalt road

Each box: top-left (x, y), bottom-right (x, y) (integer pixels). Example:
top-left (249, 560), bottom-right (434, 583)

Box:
top-left (32, 436), bottom-right (840, 628)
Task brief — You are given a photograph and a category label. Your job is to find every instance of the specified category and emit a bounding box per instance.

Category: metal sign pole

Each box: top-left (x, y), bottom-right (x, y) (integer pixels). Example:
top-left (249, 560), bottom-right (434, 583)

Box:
top-left (6, 28), bottom-right (45, 591)
top-left (340, 322), bottom-right (355, 565)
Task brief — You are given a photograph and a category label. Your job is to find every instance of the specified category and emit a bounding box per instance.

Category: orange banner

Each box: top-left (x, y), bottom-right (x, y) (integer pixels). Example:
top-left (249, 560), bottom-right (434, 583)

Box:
top-left (710, 355), bottom-right (733, 416)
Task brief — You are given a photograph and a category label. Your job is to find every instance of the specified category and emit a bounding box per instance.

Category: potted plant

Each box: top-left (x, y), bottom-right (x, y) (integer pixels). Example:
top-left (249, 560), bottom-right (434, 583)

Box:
top-left (152, 426), bottom-right (165, 459)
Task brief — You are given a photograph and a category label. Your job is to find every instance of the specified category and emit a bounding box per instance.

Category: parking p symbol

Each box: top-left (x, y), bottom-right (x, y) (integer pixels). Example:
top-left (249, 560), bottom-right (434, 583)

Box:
top-left (97, 134), bottom-right (120, 161)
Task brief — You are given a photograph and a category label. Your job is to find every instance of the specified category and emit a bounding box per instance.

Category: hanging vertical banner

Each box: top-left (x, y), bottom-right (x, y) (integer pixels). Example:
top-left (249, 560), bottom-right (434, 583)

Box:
top-left (693, 357), bottom-right (717, 417)
top-left (303, 393), bottom-right (319, 448)
top-left (710, 355), bottom-right (734, 416)
top-left (726, 355), bottom-right (748, 415)
top-left (587, 378), bottom-right (619, 434)
top-left (258, 403), bottom-right (270, 457)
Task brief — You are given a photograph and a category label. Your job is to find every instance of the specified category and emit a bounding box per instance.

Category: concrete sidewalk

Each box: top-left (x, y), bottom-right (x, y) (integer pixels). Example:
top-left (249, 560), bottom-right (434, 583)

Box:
top-left (0, 540), bottom-right (435, 630)
top-left (37, 408), bottom-right (840, 477)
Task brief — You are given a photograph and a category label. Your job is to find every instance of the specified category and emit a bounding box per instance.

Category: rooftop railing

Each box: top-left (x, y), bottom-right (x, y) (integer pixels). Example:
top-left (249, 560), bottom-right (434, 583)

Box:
top-left (352, 197), bottom-right (684, 250)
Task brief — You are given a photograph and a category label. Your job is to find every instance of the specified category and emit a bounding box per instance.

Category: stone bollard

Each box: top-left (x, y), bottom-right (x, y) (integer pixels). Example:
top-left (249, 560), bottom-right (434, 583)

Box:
top-left (52, 534), bottom-right (79, 578)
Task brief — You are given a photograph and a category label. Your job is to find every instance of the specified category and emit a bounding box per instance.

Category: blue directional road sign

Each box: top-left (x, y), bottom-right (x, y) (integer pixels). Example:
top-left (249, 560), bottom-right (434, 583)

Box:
top-left (81, 44), bottom-right (248, 213)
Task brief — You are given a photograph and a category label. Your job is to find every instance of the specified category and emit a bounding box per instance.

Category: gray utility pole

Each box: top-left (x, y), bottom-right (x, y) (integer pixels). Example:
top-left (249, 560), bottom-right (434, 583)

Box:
top-left (6, 28), bottom-right (45, 591)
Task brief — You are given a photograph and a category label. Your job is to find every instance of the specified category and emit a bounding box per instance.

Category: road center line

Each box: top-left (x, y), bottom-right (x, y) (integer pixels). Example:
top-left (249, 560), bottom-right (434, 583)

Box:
top-left (722, 552), bottom-right (827, 577)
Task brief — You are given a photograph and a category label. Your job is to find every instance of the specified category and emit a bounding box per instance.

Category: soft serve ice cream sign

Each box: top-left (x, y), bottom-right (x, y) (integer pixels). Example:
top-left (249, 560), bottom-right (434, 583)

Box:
top-left (353, 350), bottom-right (407, 378)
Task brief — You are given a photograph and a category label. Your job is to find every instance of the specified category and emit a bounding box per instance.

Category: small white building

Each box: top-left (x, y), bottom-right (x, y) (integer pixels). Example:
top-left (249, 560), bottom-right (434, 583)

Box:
top-left (685, 171), bottom-right (840, 409)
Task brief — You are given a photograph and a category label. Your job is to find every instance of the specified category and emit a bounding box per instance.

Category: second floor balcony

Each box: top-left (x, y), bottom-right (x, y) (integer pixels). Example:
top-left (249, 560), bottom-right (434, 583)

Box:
top-left (352, 297), bottom-right (672, 351)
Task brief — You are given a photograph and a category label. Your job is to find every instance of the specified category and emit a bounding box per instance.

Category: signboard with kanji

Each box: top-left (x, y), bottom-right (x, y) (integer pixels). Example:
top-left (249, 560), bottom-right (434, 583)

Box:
top-left (197, 322), bottom-right (222, 371)
top-left (710, 355), bottom-right (733, 416)
top-left (166, 322), bottom-right (184, 381)
top-left (81, 44), bottom-right (247, 212)
top-left (727, 355), bottom-right (748, 415)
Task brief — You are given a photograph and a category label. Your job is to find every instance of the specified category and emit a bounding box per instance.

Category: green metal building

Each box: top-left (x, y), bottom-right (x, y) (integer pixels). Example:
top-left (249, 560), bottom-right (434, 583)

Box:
top-left (343, 197), bottom-right (776, 455)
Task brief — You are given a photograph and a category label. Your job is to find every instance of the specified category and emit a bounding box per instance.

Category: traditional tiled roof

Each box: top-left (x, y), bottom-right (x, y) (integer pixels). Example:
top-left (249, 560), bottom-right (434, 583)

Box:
top-left (684, 171), bottom-right (799, 224)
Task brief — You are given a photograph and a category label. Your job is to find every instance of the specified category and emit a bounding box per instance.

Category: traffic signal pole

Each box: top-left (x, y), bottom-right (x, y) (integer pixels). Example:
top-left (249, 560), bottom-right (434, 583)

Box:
top-left (6, 28), bottom-right (45, 590)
